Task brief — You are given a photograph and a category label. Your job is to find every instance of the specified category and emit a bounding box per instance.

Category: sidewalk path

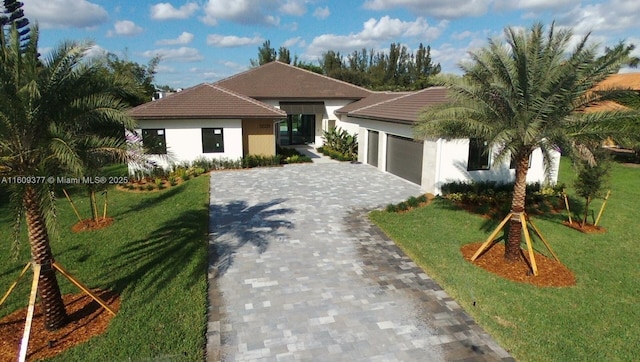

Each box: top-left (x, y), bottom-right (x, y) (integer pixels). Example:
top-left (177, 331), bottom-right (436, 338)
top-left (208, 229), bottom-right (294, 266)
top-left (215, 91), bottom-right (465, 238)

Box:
top-left (207, 162), bottom-right (513, 361)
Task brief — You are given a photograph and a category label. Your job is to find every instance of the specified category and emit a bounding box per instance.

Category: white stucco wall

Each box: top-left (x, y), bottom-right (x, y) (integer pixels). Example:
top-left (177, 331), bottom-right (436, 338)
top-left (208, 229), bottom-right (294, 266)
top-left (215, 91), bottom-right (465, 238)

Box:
top-left (434, 139), bottom-right (559, 195)
top-left (133, 118), bottom-right (243, 169)
top-left (344, 115), bottom-right (560, 195)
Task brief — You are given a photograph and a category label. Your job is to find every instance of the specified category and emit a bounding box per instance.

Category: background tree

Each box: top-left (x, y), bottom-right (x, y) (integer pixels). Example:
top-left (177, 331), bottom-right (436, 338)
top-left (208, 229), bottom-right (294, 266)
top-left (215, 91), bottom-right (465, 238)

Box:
top-left (415, 22), bottom-right (640, 262)
top-left (0, 0), bottom-right (29, 51)
top-left (101, 52), bottom-right (159, 106)
top-left (250, 40), bottom-right (277, 66)
top-left (277, 46), bottom-right (291, 64)
top-left (0, 16), bottom-right (138, 330)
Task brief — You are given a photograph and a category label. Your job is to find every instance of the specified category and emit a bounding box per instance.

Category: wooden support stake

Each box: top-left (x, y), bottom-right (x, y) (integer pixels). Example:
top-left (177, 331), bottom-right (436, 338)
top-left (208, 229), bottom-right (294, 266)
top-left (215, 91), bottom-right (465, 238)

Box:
top-left (520, 213), bottom-right (538, 276)
top-left (53, 262), bottom-right (116, 316)
top-left (471, 212), bottom-right (512, 261)
top-left (562, 189), bottom-right (572, 224)
top-left (594, 190), bottom-right (611, 227)
top-left (63, 189), bottom-right (84, 224)
top-left (527, 217), bottom-right (560, 262)
top-left (102, 191), bottom-right (108, 221)
top-left (0, 262), bottom-right (31, 308)
top-left (18, 263), bottom-right (40, 362)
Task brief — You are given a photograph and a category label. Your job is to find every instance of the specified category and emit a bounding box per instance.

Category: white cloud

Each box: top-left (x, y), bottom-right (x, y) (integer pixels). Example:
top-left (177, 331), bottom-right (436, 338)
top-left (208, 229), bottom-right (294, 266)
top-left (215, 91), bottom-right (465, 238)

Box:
top-left (306, 16), bottom-right (447, 58)
top-left (363, 0), bottom-right (491, 19)
top-left (556, 0), bottom-right (640, 34)
top-left (313, 6), bottom-right (330, 19)
top-left (142, 47), bottom-right (204, 62)
top-left (156, 32), bottom-right (195, 45)
top-left (280, 0), bottom-right (306, 16)
top-left (283, 37), bottom-right (305, 48)
top-left (150, 2), bottom-right (199, 20)
top-left (206, 34), bottom-right (264, 47)
top-left (22, 0), bottom-right (108, 29)
top-left (493, 0), bottom-right (580, 11)
top-left (83, 44), bottom-right (107, 59)
top-left (201, 0), bottom-right (280, 26)
top-left (107, 20), bottom-right (143, 37)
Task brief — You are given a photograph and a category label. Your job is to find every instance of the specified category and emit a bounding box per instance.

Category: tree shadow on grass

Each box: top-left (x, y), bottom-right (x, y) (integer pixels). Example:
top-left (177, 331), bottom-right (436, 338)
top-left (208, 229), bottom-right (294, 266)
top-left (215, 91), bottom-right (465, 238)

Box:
top-left (209, 198), bottom-right (294, 278)
top-left (100, 206), bottom-right (208, 300)
top-left (113, 185), bottom-right (187, 218)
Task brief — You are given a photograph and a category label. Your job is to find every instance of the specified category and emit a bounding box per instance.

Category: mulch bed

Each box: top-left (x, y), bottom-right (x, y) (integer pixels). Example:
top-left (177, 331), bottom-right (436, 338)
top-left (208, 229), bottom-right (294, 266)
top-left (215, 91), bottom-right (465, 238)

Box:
top-left (562, 220), bottom-right (606, 234)
top-left (70, 218), bottom-right (114, 233)
top-left (461, 242), bottom-right (576, 287)
top-left (0, 290), bottom-right (120, 361)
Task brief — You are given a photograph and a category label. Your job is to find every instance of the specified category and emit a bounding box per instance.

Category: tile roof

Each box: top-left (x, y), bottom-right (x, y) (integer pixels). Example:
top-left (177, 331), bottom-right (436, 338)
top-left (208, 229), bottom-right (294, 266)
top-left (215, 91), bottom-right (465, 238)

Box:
top-left (593, 73), bottom-right (640, 91)
top-left (586, 73), bottom-right (640, 113)
top-left (128, 83), bottom-right (287, 120)
top-left (343, 87), bottom-right (449, 124)
top-left (334, 91), bottom-right (411, 115)
top-left (215, 61), bottom-right (372, 100)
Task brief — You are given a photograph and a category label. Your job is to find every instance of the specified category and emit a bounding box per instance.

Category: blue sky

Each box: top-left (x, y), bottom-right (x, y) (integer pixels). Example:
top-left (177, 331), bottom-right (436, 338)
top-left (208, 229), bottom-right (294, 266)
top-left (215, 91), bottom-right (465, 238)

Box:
top-left (17, 0), bottom-right (640, 88)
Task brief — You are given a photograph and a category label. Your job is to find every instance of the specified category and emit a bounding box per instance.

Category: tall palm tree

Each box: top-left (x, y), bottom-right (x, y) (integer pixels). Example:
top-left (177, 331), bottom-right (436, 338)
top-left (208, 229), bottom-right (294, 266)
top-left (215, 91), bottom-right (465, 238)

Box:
top-left (0, 23), bottom-right (138, 329)
top-left (415, 22), bottom-right (640, 262)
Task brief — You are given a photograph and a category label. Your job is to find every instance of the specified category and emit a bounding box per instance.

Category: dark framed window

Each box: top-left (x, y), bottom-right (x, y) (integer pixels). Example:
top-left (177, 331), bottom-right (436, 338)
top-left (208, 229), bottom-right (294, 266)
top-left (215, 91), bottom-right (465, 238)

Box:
top-left (202, 128), bottom-right (224, 153)
top-left (467, 138), bottom-right (490, 171)
top-left (142, 129), bottom-right (167, 154)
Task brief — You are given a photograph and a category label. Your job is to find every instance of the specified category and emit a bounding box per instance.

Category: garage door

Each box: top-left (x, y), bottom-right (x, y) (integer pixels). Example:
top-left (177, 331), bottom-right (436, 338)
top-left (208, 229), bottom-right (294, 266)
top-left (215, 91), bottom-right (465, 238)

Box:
top-left (367, 130), bottom-right (379, 167)
top-left (386, 134), bottom-right (423, 185)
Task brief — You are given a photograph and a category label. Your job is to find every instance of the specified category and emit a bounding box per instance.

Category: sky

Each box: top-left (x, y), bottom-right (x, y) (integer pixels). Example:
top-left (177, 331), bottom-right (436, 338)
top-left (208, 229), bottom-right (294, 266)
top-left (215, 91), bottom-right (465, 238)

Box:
top-left (14, 0), bottom-right (640, 89)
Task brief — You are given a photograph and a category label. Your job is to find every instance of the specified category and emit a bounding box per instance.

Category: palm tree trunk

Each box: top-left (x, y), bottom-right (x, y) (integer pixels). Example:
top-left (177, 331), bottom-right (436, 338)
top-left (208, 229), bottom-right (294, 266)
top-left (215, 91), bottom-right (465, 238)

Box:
top-left (24, 186), bottom-right (68, 330)
top-left (505, 154), bottom-right (530, 262)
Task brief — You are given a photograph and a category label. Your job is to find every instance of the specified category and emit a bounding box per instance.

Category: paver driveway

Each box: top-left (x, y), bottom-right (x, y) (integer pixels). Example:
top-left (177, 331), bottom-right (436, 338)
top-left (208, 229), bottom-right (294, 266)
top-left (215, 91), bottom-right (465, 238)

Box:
top-left (207, 162), bottom-right (512, 361)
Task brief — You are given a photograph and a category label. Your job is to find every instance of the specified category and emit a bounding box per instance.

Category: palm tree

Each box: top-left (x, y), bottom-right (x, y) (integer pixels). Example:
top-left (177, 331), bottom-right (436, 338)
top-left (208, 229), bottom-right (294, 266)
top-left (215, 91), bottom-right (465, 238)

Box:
top-left (0, 22), bottom-right (138, 329)
top-left (415, 22), bottom-right (640, 262)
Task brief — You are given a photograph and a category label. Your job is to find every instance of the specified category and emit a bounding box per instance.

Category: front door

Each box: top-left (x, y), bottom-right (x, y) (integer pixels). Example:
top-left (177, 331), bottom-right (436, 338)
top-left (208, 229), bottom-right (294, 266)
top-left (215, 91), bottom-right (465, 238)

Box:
top-left (280, 114), bottom-right (315, 145)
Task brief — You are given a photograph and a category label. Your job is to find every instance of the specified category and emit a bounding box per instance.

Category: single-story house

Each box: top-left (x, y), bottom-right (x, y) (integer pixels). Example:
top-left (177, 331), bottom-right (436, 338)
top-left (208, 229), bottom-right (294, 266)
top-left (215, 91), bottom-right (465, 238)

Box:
top-left (128, 61), bottom-right (565, 194)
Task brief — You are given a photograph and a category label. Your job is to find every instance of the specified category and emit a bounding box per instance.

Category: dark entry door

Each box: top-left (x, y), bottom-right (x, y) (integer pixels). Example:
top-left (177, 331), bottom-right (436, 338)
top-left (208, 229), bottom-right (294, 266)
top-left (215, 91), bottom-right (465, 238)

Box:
top-left (282, 114), bottom-right (315, 145)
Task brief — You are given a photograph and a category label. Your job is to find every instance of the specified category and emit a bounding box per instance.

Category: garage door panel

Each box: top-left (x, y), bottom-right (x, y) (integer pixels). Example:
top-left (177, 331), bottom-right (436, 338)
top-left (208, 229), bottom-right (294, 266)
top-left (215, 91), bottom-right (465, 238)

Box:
top-left (386, 135), bottom-right (423, 185)
top-left (367, 130), bottom-right (379, 167)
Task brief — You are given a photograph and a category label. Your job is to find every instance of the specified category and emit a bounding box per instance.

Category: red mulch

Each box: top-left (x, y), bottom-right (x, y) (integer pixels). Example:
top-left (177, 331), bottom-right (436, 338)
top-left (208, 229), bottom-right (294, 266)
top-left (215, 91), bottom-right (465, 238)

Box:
top-left (70, 218), bottom-right (114, 233)
top-left (461, 242), bottom-right (576, 287)
top-left (0, 290), bottom-right (120, 361)
top-left (562, 220), bottom-right (607, 234)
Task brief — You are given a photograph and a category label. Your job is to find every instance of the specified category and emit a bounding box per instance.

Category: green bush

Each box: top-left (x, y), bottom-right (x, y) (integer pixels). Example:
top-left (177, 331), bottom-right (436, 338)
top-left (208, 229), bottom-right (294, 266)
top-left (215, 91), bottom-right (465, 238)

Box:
top-left (321, 127), bottom-right (358, 161)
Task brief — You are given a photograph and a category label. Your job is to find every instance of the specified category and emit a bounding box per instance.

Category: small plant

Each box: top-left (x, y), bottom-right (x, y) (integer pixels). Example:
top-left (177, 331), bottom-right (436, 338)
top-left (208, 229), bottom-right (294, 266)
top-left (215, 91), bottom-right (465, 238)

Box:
top-left (407, 196), bottom-right (419, 208)
top-left (396, 202), bottom-right (409, 211)
top-left (385, 203), bottom-right (398, 213)
top-left (146, 184), bottom-right (156, 191)
top-left (574, 150), bottom-right (611, 227)
top-left (417, 194), bottom-right (427, 203)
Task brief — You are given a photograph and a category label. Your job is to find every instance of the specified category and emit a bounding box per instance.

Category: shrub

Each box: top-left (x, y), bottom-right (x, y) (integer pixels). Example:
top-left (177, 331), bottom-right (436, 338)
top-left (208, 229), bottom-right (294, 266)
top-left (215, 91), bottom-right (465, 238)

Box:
top-left (385, 204), bottom-right (398, 213)
top-left (407, 196), bottom-right (419, 208)
top-left (321, 127), bottom-right (358, 161)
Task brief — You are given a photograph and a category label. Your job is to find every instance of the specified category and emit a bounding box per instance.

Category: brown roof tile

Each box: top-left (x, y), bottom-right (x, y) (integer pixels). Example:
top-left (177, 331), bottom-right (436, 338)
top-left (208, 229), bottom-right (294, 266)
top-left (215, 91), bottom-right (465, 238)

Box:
top-left (128, 83), bottom-right (287, 120)
top-left (345, 87), bottom-right (449, 124)
top-left (215, 61), bottom-right (372, 100)
top-left (593, 73), bottom-right (640, 91)
top-left (334, 91), bottom-right (411, 115)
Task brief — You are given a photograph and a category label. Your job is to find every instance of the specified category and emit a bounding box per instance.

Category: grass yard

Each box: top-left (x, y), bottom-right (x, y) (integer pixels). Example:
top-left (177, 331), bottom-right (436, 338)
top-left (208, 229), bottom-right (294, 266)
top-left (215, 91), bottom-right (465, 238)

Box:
top-left (370, 158), bottom-right (640, 361)
top-left (0, 167), bottom-right (210, 361)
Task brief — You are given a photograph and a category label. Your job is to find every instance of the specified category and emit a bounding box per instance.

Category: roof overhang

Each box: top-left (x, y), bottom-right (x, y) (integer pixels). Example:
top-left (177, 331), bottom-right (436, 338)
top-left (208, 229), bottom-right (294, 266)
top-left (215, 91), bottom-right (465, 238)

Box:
top-left (279, 102), bottom-right (326, 115)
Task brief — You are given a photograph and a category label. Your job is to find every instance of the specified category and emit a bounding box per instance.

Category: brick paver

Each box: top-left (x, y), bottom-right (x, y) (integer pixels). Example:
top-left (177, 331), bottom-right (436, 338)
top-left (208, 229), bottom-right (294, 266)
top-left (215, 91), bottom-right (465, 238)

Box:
top-left (207, 162), bottom-right (513, 361)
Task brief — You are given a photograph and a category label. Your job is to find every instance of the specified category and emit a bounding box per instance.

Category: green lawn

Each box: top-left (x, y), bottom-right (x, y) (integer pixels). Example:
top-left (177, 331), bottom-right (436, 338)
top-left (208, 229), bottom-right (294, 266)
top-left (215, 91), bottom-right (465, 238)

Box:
top-left (0, 169), bottom-right (210, 361)
top-left (370, 158), bottom-right (640, 361)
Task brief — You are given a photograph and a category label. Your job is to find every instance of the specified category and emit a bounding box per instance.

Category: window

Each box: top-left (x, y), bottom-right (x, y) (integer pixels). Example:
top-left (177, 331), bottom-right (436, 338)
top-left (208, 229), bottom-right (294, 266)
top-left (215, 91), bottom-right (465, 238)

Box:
top-left (467, 138), bottom-right (490, 171)
top-left (202, 128), bottom-right (224, 153)
top-left (142, 129), bottom-right (166, 154)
